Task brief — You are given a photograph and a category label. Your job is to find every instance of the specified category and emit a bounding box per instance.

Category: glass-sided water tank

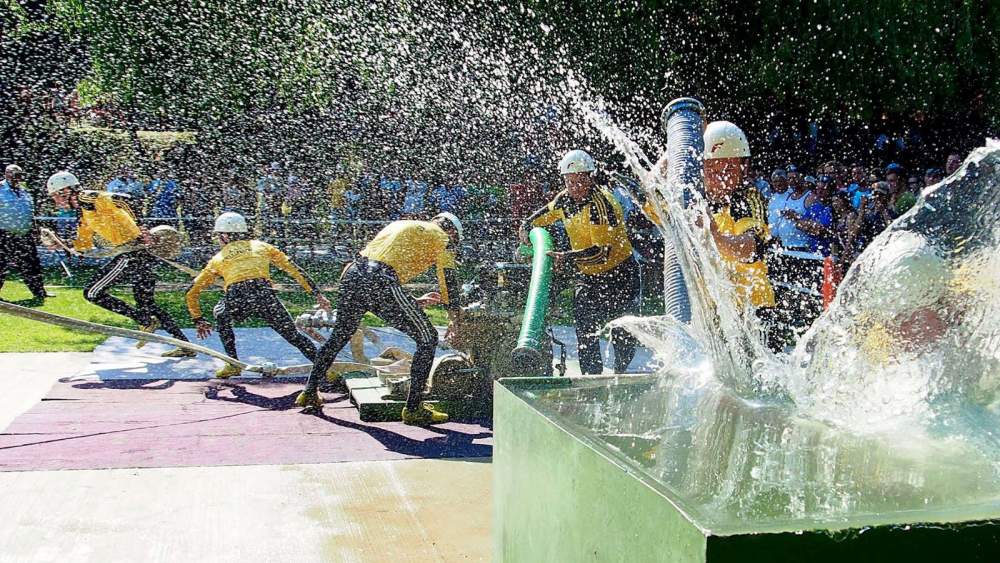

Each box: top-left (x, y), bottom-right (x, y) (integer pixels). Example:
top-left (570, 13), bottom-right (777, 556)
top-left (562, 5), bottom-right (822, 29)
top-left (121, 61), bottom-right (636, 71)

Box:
top-left (494, 376), bottom-right (1000, 562)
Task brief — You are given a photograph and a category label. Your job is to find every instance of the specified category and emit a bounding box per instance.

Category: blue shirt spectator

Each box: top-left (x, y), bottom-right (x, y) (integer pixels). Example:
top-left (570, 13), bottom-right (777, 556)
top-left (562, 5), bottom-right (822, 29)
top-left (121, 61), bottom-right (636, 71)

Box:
top-left (401, 179), bottom-right (428, 216)
top-left (610, 185), bottom-right (637, 217)
top-left (344, 186), bottom-right (362, 220)
top-left (379, 176), bottom-right (405, 219)
top-left (431, 183), bottom-right (465, 214)
top-left (0, 178), bottom-right (34, 235)
top-left (801, 202), bottom-right (833, 254)
top-left (753, 176), bottom-right (772, 200)
top-left (379, 177), bottom-right (403, 193)
top-left (146, 178), bottom-right (181, 219)
top-left (851, 189), bottom-right (871, 209)
top-left (106, 172), bottom-right (145, 198)
top-left (767, 188), bottom-right (812, 249)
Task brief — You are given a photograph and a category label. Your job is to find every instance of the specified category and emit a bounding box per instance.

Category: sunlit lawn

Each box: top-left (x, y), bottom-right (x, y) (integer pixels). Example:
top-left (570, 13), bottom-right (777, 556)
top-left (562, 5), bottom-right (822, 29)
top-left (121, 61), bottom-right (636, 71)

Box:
top-left (0, 280), bottom-right (448, 353)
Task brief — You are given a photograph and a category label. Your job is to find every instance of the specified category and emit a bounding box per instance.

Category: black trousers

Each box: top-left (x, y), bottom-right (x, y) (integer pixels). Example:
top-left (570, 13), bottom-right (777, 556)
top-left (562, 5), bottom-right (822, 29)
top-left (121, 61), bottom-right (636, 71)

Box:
top-left (574, 258), bottom-right (640, 374)
top-left (306, 257), bottom-right (438, 410)
top-left (83, 250), bottom-right (188, 341)
top-left (213, 279), bottom-right (316, 361)
top-left (0, 230), bottom-right (45, 299)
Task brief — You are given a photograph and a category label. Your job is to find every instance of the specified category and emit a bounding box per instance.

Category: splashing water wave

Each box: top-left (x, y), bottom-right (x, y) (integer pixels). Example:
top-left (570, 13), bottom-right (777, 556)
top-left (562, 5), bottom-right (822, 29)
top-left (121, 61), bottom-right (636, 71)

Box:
top-left (592, 125), bottom-right (1000, 435)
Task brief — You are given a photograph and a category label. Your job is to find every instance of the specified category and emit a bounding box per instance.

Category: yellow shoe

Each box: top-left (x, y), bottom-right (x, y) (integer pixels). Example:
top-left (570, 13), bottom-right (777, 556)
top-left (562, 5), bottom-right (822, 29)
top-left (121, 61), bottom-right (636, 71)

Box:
top-left (135, 319), bottom-right (160, 349)
top-left (161, 347), bottom-right (196, 358)
top-left (295, 390), bottom-right (324, 410)
top-left (401, 403), bottom-right (449, 426)
top-left (215, 364), bottom-right (242, 379)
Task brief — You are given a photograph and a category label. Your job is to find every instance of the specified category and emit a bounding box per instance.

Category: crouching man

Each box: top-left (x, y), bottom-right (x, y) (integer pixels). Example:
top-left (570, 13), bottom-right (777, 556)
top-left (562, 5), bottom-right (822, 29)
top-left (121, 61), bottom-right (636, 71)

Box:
top-left (296, 213), bottom-right (464, 426)
top-left (186, 212), bottom-right (330, 378)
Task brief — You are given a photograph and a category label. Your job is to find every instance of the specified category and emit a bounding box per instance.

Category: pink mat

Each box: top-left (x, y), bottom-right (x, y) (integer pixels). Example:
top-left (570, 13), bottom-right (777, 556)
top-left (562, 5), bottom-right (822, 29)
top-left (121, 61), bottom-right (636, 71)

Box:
top-left (0, 378), bottom-right (492, 472)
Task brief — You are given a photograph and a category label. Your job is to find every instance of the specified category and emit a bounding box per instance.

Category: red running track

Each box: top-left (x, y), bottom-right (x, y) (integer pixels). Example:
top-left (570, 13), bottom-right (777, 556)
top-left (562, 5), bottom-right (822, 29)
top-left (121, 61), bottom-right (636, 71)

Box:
top-left (0, 379), bottom-right (492, 472)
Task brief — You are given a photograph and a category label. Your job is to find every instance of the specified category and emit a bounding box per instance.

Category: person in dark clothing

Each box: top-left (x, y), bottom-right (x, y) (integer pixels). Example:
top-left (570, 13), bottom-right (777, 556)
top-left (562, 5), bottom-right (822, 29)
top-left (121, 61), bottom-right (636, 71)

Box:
top-left (519, 149), bottom-right (640, 374)
top-left (0, 164), bottom-right (47, 301)
top-left (848, 182), bottom-right (896, 255)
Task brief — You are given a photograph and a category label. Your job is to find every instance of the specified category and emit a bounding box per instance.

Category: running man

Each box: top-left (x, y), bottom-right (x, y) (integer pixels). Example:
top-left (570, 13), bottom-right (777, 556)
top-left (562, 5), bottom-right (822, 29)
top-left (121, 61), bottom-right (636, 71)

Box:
top-left (186, 212), bottom-right (330, 378)
top-left (46, 171), bottom-right (193, 357)
top-left (296, 213), bottom-right (464, 426)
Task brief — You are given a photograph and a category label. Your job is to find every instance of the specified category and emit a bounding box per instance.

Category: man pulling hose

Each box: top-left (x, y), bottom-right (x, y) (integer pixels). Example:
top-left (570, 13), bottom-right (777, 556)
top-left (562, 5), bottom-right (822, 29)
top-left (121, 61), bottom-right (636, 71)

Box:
top-left (518, 150), bottom-right (640, 375)
top-left (297, 213), bottom-right (464, 426)
top-left (186, 212), bottom-right (330, 378)
top-left (45, 171), bottom-right (193, 357)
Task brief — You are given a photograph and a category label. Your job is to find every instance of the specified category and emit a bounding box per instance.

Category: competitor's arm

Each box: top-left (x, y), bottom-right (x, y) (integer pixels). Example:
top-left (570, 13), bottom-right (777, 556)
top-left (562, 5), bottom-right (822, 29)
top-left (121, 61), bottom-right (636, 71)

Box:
top-left (435, 250), bottom-right (462, 314)
top-left (518, 201), bottom-right (562, 243)
top-left (710, 219), bottom-right (762, 263)
top-left (267, 245), bottom-right (319, 295)
top-left (550, 245), bottom-right (610, 268)
top-left (267, 244), bottom-right (331, 310)
top-left (712, 193), bottom-right (770, 264)
top-left (185, 267), bottom-right (218, 321)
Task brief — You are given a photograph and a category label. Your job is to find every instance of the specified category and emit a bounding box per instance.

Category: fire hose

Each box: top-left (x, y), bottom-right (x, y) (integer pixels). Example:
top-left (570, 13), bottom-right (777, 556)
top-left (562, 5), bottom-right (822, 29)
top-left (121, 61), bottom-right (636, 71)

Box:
top-left (509, 227), bottom-right (555, 376)
top-left (0, 300), bottom-right (381, 378)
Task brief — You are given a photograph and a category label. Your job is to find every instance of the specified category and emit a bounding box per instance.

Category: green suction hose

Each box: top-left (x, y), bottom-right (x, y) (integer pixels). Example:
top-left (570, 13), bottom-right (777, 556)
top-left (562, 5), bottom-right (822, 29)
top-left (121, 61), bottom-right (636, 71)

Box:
top-left (510, 227), bottom-right (554, 376)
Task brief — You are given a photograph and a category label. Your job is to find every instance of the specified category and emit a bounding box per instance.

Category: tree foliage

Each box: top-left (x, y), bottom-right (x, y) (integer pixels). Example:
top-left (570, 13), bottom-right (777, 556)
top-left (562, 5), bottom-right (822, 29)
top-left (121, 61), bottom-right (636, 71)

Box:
top-left (3, 0), bottom-right (998, 178)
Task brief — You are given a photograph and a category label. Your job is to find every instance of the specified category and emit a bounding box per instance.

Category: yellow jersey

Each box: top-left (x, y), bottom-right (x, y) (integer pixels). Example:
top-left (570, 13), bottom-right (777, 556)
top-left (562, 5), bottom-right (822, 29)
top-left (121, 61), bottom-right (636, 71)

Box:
top-left (360, 220), bottom-right (457, 304)
top-left (186, 240), bottom-right (317, 318)
top-left (529, 187), bottom-right (633, 276)
top-left (711, 188), bottom-right (776, 308)
top-left (73, 191), bottom-right (142, 251)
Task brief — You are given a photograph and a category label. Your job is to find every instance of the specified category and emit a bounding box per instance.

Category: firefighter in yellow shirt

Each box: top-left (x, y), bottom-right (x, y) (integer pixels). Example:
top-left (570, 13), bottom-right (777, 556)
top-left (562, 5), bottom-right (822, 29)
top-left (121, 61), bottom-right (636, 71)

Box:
top-left (518, 150), bottom-right (640, 375)
top-left (297, 213), bottom-right (464, 426)
top-left (186, 212), bottom-right (331, 378)
top-left (701, 121), bottom-right (779, 349)
top-left (46, 171), bottom-right (193, 357)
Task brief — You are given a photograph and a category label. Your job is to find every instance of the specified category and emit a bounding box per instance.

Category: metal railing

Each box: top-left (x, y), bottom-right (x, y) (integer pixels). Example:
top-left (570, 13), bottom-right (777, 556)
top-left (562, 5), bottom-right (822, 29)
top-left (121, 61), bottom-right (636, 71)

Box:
top-left (31, 215), bottom-right (523, 286)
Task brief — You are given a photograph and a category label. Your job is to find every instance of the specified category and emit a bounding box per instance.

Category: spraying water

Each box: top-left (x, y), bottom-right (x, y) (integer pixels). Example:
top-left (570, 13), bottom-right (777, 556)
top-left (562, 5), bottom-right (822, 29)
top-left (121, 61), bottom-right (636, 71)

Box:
top-left (587, 97), bottom-right (1000, 429)
top-left (517, 136), bottom-right (1000, 527)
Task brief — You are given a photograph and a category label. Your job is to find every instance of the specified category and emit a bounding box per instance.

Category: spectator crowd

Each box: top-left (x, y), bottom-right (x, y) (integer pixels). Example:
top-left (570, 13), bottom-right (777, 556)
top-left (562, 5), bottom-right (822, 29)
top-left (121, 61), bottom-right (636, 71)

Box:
top-left (752, 152), bottom-right (961, 333)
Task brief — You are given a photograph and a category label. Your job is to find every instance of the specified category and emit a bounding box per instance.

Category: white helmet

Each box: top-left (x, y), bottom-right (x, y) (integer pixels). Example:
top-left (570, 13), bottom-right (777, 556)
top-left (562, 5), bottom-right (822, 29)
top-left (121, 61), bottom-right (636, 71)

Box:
top-left (46, 171), bottom-right (80, 195)
top-left (704, 121), bottom-right (751, 160)
top-left (558, 149), bottom-right (596, 175)
top-left (214, 212), bottom-right (248, 233)
top-left (5, 164), bottom-right (23, 175)
top-left (434, 212), bottom-right (463, 240)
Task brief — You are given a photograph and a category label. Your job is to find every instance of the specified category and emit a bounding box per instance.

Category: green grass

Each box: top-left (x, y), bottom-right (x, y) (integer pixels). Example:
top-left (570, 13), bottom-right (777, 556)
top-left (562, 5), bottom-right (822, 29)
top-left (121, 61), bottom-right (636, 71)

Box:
top-left (0, 280), bottom-right (448, 353)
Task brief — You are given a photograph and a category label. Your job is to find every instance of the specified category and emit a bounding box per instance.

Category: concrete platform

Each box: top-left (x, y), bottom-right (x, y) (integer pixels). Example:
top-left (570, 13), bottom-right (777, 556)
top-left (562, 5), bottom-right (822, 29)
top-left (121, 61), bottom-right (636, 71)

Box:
top-left (0, 351), bottom-right (492, 561)
top-left (0, 457), bottom-right (491, 562)
top-left (494, 376), bottom-right (1000, 562)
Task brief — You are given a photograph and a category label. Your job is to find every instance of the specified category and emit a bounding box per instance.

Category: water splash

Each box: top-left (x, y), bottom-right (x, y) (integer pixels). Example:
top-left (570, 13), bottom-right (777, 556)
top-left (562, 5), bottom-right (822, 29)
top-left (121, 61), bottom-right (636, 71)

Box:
top-left (593, 119), bottom-right (1000, 434)
top-left (787, 141), bottom-right (1000, 430)
top-left (586, 107), bottom-right (774, 397)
